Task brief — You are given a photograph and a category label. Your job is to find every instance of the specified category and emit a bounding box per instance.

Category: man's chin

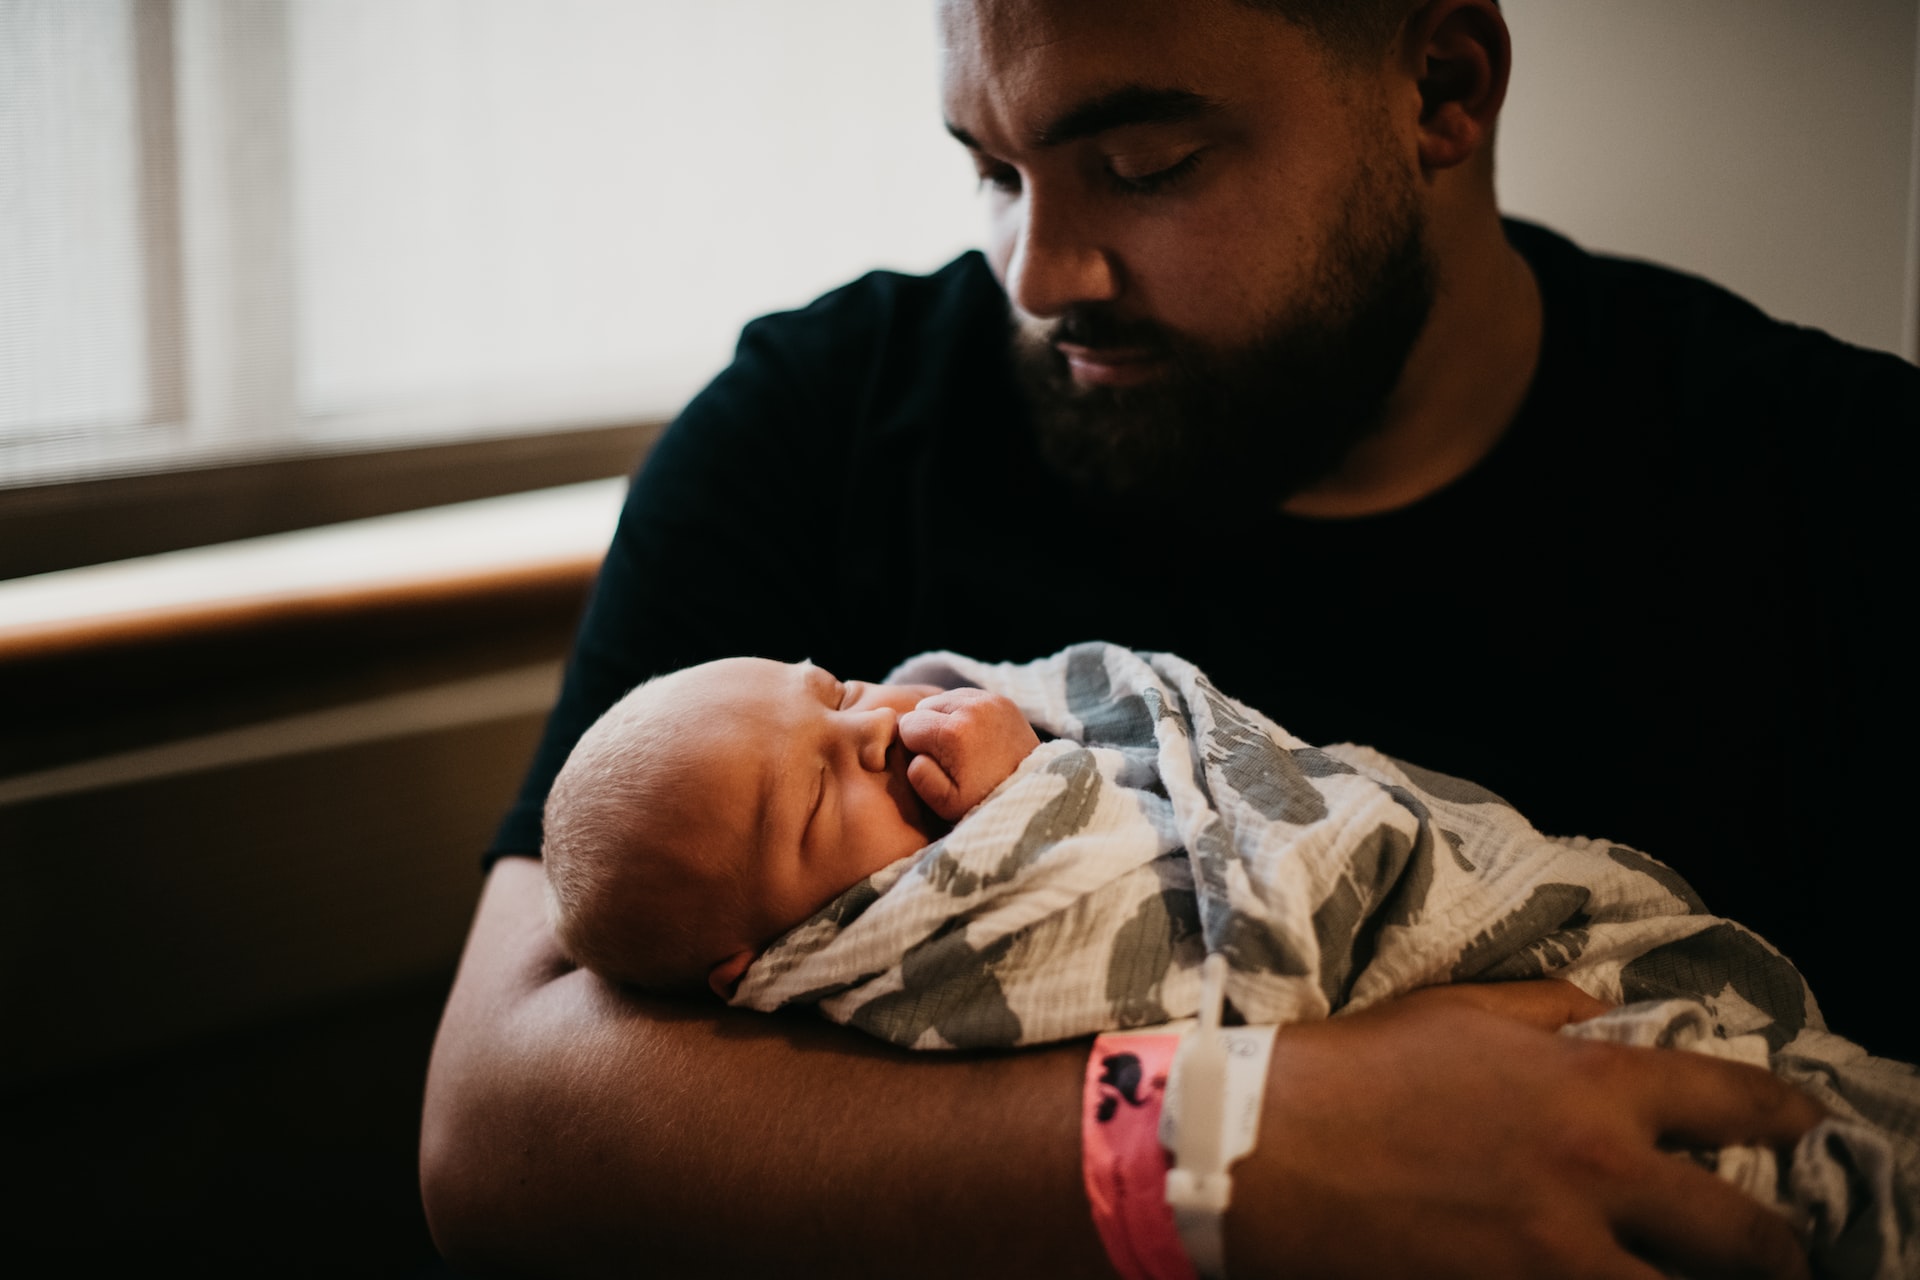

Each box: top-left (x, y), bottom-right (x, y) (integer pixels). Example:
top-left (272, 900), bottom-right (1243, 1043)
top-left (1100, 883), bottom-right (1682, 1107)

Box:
top-left (1014, 343), bottom-right (1389, 510)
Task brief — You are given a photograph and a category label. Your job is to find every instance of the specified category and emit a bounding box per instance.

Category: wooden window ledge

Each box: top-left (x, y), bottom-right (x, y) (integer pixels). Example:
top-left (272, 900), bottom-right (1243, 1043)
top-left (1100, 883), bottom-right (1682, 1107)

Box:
top-left (0, 479), bottom-right (626, 663)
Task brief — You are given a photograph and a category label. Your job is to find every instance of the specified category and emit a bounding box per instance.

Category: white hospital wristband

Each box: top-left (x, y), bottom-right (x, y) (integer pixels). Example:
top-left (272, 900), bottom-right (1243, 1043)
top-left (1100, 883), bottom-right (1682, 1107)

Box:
top-left (1159, 954), bottom-right (1277, 1280)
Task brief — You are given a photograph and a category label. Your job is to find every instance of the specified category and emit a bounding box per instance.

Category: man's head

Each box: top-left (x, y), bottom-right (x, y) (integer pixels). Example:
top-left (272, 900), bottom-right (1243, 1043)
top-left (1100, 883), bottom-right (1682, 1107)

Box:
top-left (543, 658), bottom-right (947, 997)
top-left (1231, 1), bottom-right (1438, 67)
top-left (937, 0), bottom-right (1511, 505)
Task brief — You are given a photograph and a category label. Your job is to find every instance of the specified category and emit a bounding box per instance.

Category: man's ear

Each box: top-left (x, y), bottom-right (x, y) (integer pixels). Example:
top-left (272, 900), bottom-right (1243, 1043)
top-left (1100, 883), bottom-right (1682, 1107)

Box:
top-left (708, 949), bottom-right (756, 1000)
top-left (1401, 0), bottom-right (1510, 173)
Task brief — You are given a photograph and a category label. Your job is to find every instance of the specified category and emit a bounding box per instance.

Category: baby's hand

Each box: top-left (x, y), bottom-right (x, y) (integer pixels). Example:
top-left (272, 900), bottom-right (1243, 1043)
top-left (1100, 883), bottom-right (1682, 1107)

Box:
top-left (899, 689), bottom-right (1041, 823)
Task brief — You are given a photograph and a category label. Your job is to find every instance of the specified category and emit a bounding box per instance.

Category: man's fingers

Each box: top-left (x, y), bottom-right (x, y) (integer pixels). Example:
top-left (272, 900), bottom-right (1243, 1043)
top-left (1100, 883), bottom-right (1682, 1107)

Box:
top-left (1622, 1049), bottom-right (1825, 1149)
top-left (1401, 979), bottom-right (1612, 1030)
top-left (1408, 986), bottom-right (1823, 1147)
top-left (1232, 998), bottom-right (1831, 1280)
top-left (1615, 1151), bottom-right (1811, 1280)
top-left (906, 752), bottom-right (965, 822)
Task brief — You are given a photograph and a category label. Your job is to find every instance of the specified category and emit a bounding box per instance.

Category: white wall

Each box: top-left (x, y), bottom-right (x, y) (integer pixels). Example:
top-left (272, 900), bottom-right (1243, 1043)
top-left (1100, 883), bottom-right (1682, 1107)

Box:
top-left (1497, 0), bottom-right (1920, 361)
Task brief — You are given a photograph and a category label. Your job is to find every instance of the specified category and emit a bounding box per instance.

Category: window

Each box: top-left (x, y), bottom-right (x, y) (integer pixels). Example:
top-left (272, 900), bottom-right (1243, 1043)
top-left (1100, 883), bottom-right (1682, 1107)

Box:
top-left (1, 0), bottom-right (980, 494)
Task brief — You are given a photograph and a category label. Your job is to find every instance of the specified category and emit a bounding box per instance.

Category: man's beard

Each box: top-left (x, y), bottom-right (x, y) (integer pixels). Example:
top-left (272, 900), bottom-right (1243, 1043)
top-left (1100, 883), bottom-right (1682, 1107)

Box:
top-left (1011, 161), bottom-right (1436, 509)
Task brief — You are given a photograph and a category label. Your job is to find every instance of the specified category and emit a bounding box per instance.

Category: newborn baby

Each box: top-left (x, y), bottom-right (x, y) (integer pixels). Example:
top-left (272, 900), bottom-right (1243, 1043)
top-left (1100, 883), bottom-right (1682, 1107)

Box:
top-left (542, 657), bottom-right (1042, 997)
top-left (544, 644), bottom-right (1917, 1276)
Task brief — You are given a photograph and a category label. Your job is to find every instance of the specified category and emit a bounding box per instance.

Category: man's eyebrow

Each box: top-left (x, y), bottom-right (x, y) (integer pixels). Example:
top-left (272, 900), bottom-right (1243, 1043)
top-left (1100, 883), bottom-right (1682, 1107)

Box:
top-left (1038, 87), bottom-right (1219, 147)
top-left (946, 86), bottom-right (1220, 154)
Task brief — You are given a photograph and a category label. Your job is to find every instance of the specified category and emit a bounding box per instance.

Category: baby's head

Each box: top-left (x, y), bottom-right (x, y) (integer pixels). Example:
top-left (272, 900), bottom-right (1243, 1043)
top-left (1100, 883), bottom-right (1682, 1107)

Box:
top-left (543, 657), bottom-right (945, 997)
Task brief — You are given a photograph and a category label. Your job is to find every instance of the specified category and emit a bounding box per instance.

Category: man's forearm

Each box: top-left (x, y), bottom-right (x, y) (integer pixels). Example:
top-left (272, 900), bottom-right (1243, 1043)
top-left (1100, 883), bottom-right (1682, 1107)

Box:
top-left (420, 857), bottom-right (1111, 1278)
top-left (423, 859), bottom-right (1822, 1280)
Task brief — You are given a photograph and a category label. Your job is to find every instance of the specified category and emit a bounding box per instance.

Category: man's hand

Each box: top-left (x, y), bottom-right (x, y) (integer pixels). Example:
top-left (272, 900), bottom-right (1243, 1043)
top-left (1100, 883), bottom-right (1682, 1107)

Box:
top-left (1228, 984), bottom-right (1824, 1280)
top-left (1401, 975), bottom-right (1611, 1027)
top-left (899, 687), bottom-right (1042, 822)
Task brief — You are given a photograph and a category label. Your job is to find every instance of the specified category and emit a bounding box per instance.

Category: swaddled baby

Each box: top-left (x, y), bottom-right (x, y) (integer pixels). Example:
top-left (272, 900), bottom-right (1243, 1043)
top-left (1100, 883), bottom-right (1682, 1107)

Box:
top-left (542, 656), bottom-right (1043, 998)
top-left (544, 646), bottom-right (1918, 1277)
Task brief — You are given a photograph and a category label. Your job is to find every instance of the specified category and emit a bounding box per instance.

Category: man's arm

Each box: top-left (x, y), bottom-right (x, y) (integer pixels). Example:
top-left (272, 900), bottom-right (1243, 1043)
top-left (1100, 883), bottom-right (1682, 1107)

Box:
top-left (422, 858), bottom-right (1821, 1279)
top-left (421, 856), bottom-right (1107, 1279)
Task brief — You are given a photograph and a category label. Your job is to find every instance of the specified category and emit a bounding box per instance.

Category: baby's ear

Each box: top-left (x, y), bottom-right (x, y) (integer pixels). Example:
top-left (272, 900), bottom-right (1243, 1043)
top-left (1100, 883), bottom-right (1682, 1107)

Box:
top-left (707, 949), bottom-right (756, 1000)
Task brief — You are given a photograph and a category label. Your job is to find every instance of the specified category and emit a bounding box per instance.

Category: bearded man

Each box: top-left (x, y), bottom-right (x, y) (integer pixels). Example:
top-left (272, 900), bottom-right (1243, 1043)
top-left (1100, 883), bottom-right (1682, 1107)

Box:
top-left (421, 1), bottom-right (1915, 1275)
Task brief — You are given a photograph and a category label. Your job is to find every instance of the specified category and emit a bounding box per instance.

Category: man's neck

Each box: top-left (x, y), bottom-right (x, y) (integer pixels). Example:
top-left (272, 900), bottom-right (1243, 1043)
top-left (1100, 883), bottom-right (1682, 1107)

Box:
top-left (1282, 215), bottom-right (1542, 519)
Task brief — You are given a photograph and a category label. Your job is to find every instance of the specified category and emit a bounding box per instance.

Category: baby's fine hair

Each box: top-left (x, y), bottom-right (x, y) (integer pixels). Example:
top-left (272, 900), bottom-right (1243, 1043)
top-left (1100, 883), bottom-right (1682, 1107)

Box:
top-left (543, 673), bottom-right (752, 991)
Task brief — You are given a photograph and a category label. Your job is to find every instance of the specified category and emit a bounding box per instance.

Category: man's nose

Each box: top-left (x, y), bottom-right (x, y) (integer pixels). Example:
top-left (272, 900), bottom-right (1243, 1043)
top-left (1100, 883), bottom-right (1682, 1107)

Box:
top-left (1003, 193), bottom-right (1118, 319)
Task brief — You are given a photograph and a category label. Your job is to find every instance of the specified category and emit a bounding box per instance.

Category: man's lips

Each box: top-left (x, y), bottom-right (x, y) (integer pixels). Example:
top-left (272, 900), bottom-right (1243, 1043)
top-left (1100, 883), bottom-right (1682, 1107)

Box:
top-left (1054, 341), bottom-right (1168, 388)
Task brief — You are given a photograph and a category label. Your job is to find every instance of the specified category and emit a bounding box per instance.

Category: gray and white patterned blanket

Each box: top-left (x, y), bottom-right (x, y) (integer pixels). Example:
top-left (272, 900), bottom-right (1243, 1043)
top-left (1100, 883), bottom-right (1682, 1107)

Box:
top-left (731, 643), bottom-right (1917, 1276)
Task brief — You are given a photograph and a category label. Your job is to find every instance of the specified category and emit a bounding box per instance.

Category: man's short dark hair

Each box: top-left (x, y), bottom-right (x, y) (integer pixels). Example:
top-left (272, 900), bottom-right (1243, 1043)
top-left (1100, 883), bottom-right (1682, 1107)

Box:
top-left (1236, 1), bottom-right (1411, 61)
top-left (1238, 0), bottom-right (1494, 64)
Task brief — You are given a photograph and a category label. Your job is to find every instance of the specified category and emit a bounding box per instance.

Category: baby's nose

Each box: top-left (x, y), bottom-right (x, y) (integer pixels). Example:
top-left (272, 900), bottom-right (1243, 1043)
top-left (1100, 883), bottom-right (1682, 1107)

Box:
top-left (852, 706), bottom-right (899, 772)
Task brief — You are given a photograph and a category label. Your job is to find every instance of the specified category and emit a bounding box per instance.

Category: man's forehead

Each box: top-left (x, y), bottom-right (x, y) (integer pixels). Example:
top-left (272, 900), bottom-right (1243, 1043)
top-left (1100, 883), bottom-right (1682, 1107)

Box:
top-left (937, 0), bottom-right (1324, 144)
top-left (938, 0), bottom-right (1224, 60)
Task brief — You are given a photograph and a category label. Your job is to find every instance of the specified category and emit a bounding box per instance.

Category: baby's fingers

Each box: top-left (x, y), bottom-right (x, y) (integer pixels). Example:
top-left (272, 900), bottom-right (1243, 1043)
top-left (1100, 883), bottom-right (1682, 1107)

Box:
top-left (910, 687), bottom-right (992, 715)
top-left (907, 752), bottom-right (967, 823)
top-left (897, 705), bottom-right (955, 757)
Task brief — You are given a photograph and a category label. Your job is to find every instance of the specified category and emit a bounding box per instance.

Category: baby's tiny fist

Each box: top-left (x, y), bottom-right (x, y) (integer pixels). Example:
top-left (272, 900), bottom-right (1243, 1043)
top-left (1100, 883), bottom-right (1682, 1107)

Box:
top-left (905, 751), bottom-right (965, 824)
top-left (898, 689), bottom-right (1040, 819)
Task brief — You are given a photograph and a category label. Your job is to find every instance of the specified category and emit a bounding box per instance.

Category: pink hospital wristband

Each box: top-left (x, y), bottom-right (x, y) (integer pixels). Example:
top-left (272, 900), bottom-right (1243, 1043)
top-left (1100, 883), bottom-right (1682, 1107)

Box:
top-left (1082, 1029), bottom-right (1196, 1280)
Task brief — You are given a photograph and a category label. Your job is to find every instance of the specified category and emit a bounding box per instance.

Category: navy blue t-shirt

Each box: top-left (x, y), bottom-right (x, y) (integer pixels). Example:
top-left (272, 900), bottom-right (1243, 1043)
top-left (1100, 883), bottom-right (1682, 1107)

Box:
top-left (493, 220), bottom-right (1917, 1060)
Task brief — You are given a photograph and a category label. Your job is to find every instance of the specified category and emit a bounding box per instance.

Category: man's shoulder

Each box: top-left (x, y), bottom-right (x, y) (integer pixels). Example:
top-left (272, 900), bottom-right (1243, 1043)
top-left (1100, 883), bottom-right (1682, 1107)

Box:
top-left (1508, 218), bottom-right (1916, 442)
top-left (643, 249), bottom-right (1015, 474)
top-left (734, 250), bottom-right (1008, 373)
